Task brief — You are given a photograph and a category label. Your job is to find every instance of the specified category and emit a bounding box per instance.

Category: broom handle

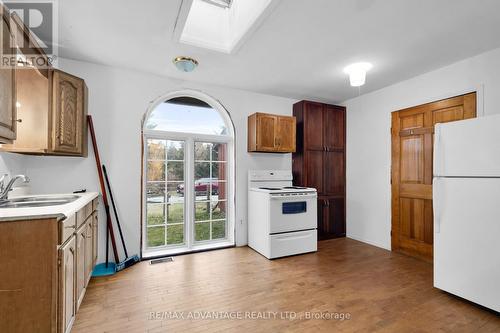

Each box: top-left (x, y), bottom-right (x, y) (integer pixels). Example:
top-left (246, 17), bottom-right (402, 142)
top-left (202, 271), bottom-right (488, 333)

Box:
top-left (102, 165), bottom-right (129, 258)
top-left (88, 115), bottom-right (120, 264)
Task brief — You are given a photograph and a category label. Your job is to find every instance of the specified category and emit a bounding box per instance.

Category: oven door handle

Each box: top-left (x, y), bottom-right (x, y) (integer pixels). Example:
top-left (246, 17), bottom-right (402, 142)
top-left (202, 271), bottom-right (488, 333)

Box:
top-left (270, 194), bottom-right (317, 201)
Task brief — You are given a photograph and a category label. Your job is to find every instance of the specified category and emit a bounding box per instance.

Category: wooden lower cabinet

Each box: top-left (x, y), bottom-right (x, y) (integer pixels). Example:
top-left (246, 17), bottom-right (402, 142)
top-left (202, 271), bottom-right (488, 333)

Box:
top-left (75, 223), bottom-right (87, 310)
top-left (318, 197), bottom-right (346, 240)
top-left (0, 196), bottom-right (99, 333)
top-left (59, 236), bottom-right (76, 333)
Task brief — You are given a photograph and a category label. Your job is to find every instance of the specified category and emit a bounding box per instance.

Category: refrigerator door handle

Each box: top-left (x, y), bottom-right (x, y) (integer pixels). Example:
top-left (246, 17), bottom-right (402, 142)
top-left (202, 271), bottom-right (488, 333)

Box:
top-left (434, 124), bottom-right (442, 177)
top-left (433, 178), bottom-right (441, 233)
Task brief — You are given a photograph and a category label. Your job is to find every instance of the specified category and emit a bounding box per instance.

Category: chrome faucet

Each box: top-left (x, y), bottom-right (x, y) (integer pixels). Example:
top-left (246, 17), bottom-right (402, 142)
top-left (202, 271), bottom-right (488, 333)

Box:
top-left (0, 175), bottom-right (30, 201)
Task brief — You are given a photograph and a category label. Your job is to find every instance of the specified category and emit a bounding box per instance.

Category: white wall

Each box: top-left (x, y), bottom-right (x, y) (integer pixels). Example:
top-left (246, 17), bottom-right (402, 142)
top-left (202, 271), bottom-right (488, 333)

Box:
top-left (10, 58), bottom-right (296, 262)
top-left (344, 46), bottom-right (500, 250)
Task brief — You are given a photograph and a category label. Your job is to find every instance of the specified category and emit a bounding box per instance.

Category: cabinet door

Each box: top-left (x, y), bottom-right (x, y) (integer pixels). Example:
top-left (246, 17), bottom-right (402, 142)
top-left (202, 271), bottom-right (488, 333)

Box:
top-left (324, 106), bottom-right (345, 150)
top-left (92, 212), bottom-right (98, 266)
top-left (256, 114), bottom-right (277, 151)
top-left (276, 116), bottom-right (296, 152)
top-left (305, 150), bottom-right (324, 193)
top-left (324, 151), bottom-right (345, 195)
top-left (0, 16), bottom-right (17, 143)
top-left (58, 236), bottom-right (76, 333)
top-left (51, 70), bottom-right (85, 155)
top-left (75, 223), bottom-right (86, 310)
top-left (84, 220), bottom-right (93, 285)
top-left (304, 102), bottom-right (324, 150)
top-left (318, 198), bottom-right (345, 239)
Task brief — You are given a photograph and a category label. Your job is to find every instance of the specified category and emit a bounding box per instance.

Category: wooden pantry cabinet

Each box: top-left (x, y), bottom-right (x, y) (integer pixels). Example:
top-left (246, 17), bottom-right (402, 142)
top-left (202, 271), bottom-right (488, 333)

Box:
top-left (292, 101), bottom-right (346, 240)
top-left (0, 197), bottom-right (99, 333)
top-left (248, 112), bottom-right (296, 153)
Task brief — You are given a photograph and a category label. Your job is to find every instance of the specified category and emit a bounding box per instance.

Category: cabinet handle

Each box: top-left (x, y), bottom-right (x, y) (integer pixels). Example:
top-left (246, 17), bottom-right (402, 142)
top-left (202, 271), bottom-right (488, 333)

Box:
top-left (69, 247), bottom-right (74, 254)
top-left (15, 119), bottom-right (22, 123)
top-left (65, 225), bottom-right (76, 229)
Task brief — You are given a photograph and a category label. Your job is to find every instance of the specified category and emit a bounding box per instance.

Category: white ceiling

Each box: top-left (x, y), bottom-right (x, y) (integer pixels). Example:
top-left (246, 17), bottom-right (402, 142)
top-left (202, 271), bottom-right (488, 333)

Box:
top-left (58, 0), bottom-right (500, 103)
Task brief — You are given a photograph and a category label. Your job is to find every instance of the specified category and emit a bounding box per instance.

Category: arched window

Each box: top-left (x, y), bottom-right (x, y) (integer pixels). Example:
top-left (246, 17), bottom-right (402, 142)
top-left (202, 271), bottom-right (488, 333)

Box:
top-left (142, 90), bottom-right (234, 257)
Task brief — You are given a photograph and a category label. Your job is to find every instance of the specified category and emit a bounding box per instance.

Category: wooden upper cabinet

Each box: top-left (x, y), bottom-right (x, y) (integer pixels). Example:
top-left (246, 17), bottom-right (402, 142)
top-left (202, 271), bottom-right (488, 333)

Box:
top-left (1, 68), bottom-right (88, 156)
top-left (51, 70), bottom-right (87, 155)
top-left (0, 9), bottom-right (17, 143)
top-left (247, 112), bottom-right (296, 153)
top-left (304, 102), bottom-right (324, 151)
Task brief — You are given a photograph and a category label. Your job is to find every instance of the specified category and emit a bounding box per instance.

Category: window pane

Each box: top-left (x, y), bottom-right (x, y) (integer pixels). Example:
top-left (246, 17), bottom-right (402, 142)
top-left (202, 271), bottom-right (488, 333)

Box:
top-left (212, 143), bottom-right (227, 162)
top-left (147, 226), bottom-right (165, 247)
top-left (166, 182), bottom-right (184, 203)
top-left (194, 162), bottom-right (210, 180)
top-left (166, 203), bottom-right (183, 224)
top-left (145, 100), bottom-right (228, 135)
top-left (212, 162), bottom-right (226, 180)
top-left (212, 220), bottom-right (226, 240)
top-left (167, 161), bottom-right (184, 181)
top-left (195, 202), bottom-right (210, 221)
top-left (195, 222), bottom-right (211, 241)
top-left (147, 161), bottom-right (165, 181)
top-left (167, 225), bottom-right (184, 245)
top-left (211, 201), bottom-right (226, 220)
top-left (166, 140), bottom-right (184, 160)
top-left (194, 142), bottom-right (212, 161)
top-left (146, 183), bottom-right (165, 204)
top-left (147, 139), bottom-right (166, 160)
top-left (147, 204), bottom-right (164, 225)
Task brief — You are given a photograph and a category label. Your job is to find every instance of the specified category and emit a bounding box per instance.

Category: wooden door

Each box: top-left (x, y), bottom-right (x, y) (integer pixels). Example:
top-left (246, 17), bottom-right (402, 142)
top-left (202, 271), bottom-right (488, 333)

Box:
top-left (51, 70), bottom-right (85, 155)
top-left (304, 102), bottom-right (324, 150)
top-left (305, 150), bottom-right (324, 193)
top-left (391, 93), bottom-right (476, 261)
top-left (84, 221), bottom-right (93, 285)
top-left (58, 236), bottom-right (76, 333)
top-left (324, 106), bottom-right (345, 150)
top-left (324, 151), bottom-right (344, 195)
top-left (276, 116), bottom-right (296, 152)
top-left (75, 223), bottom-right (86, 310)
top-left (256, 114), bottom-right (277, 151)
top-left (318, 197), bottom-right (346, 239)
top-left (92, 212), bottom-right (98, 266)
top-left (0, 14), bottom-right (17, 143)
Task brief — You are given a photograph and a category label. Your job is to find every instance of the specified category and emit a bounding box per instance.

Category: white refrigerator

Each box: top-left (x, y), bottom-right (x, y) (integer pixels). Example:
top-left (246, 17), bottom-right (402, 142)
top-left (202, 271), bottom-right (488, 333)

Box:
top-left (433, 114), bottom-right (500, 312)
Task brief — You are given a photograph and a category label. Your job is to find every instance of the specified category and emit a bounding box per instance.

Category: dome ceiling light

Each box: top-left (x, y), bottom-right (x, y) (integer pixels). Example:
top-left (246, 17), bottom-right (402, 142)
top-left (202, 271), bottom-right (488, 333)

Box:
top-left (173, 56), bottom-right (199, 72)
top-left (343, 62), bottom-right (373, 87)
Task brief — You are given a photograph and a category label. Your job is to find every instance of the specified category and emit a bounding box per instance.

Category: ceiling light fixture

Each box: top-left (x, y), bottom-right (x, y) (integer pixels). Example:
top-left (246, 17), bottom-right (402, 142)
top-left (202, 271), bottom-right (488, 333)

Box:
top-left (343, 62), bottom-right (373, 87)
top-left (173, 56), bottom-right (199, 72)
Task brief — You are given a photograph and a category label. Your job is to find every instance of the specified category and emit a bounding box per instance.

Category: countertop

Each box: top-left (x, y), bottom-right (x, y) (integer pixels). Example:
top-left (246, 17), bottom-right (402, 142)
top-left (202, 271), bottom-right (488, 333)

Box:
top-left (0, 192), bottom-right (99, 222)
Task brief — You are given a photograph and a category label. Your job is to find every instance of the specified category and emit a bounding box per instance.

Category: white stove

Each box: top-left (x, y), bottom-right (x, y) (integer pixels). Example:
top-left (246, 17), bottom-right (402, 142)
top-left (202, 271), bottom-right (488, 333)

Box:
top-left (248, 170), bottom-right (317, 259)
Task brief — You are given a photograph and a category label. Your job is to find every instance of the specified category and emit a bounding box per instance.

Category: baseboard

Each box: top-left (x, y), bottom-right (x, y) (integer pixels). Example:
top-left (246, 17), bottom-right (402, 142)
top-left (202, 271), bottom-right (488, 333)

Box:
top-left (346, 234), bottom-right (391, 251)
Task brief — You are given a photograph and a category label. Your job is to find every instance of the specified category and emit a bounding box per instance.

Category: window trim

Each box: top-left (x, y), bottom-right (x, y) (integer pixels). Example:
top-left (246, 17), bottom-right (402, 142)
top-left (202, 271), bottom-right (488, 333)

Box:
top-left (141, 90), bottom-right (235, 258)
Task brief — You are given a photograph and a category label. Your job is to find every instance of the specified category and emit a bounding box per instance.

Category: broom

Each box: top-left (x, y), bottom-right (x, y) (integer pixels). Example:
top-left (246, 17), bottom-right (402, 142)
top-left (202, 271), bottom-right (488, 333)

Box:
top-left (102, 164), bottom-right (140, 271)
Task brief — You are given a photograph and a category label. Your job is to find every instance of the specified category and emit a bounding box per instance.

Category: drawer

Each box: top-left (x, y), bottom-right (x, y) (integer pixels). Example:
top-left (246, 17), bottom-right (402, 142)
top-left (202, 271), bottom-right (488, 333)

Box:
top-left (92, 197), bottom-right (99, 211)
top-left (59, 213), bottom-right (76, 244)
top-left (269, 229), bottom-right (317, 259)
top-left (76, 202), bottom-right (93, 227)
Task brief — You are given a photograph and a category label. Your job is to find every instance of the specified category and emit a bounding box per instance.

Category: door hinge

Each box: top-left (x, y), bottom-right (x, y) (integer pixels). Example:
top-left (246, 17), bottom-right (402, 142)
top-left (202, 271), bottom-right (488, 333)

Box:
top-left (57, 258), bottom-right (62, 267)
top-left (390, 230), bottom-right (393, 237)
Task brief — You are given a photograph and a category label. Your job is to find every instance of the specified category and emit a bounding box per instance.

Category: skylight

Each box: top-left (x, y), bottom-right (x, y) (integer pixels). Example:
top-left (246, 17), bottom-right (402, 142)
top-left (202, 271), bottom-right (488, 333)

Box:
top-left (175, 0), bottom-right (276, 54)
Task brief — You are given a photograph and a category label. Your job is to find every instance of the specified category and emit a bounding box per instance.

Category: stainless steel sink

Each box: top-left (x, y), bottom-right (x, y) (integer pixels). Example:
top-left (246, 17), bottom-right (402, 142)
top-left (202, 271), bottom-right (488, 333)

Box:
top-left (0, 195), bottom-right (80, 208)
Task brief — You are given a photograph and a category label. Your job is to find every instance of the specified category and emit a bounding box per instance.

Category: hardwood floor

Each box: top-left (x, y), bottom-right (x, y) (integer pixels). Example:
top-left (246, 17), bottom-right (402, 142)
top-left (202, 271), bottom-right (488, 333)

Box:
top-left (73, 238), bottom-right (499, 333)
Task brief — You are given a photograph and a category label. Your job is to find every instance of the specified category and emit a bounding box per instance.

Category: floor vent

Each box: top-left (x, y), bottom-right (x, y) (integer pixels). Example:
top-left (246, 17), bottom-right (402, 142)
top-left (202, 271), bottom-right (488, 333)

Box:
top-left (150, 257), bottom-right (174, 265)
